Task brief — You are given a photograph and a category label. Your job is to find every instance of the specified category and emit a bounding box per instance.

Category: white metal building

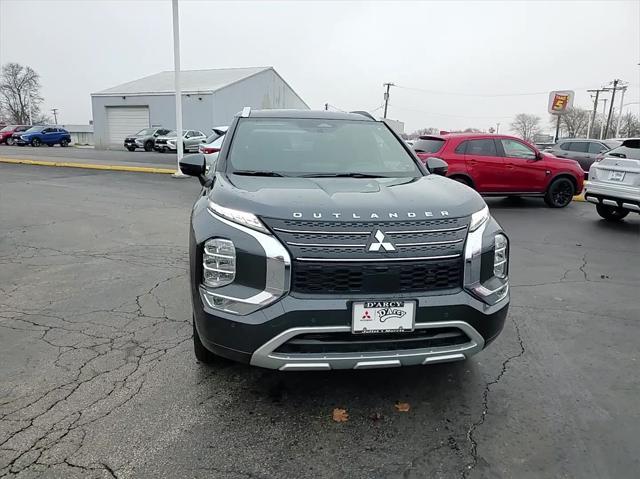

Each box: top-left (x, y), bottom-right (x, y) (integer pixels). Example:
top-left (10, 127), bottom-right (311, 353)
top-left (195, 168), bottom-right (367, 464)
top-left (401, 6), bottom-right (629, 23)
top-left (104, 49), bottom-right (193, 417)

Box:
top-left (90, 67), bottom-right (309, 149)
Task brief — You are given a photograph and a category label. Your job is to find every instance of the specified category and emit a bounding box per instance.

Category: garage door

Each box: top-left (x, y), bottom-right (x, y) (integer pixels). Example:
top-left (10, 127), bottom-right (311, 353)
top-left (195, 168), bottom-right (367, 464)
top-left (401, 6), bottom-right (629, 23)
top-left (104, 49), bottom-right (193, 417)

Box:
top-left (106, 106), bottom-right (149, 145)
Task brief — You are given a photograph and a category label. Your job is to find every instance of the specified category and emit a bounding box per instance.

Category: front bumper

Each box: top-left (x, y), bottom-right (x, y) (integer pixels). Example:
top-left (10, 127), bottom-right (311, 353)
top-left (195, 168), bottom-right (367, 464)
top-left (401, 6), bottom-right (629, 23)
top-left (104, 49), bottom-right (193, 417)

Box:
top-left (15, 137), bottom-right (30, 145)
top-left (193, 290), bottom-right (508, 370)
top-left (585, 181), bottom-right (640, 212)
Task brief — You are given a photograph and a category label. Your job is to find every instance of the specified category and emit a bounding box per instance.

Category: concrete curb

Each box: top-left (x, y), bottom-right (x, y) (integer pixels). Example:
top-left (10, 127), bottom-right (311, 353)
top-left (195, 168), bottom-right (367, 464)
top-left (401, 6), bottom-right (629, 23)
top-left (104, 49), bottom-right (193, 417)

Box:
top-left (0, 157), bottom-right (175, 174)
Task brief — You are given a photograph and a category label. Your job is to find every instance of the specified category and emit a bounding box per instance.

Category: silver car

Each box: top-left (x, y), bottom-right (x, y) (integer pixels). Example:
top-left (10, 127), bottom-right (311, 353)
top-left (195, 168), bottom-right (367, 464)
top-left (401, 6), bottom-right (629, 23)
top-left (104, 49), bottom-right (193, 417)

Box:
top-left (549, 139), bottom-right (622, 177)
top-left (585, 138), bottom-right (640, 221)
top-left (154, 129), bottom-right (207, 153)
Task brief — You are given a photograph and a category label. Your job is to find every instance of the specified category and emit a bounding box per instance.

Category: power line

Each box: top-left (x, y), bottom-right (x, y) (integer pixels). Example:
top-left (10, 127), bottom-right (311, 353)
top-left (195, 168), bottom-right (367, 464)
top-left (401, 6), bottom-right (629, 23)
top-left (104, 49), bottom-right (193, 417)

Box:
top-left (389, 103), bottom-right (513, 119)
top-left (394, 83), bottom-right (638, 98)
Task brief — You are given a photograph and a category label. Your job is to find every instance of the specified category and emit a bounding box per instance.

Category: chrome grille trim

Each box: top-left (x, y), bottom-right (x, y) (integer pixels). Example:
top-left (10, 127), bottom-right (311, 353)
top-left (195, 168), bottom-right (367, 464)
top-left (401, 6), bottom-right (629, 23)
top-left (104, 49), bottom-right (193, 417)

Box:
top-left (272, 225), bottom-right (467, 235)
top-left (286, 242), bottom-right (367, 247)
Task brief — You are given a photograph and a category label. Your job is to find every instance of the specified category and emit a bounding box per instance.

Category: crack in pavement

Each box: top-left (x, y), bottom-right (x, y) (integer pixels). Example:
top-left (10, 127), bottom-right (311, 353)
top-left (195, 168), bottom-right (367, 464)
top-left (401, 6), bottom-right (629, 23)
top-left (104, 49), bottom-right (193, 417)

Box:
top-left (461, 318), bottom-right (526, 479)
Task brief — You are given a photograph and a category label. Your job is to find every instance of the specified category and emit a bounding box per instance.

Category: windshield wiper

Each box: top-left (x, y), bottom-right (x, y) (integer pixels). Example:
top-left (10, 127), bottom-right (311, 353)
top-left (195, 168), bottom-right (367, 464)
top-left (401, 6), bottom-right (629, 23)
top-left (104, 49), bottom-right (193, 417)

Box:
top-left (232, 170), bottom-right (284, 177)
top-left (301, 172), bottom-right (388, 178)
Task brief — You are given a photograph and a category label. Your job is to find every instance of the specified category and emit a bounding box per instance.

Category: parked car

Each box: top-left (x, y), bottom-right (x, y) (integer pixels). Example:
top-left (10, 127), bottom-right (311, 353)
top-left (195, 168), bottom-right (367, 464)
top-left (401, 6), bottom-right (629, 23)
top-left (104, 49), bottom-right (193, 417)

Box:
top-left (123, 127), bottom-right (170, 152)
top-left (154, 129), bottom-right (207, 152)
top-left (585, 138), bottom-right (640, 221)
top-left (178, 108), bottom-right (509, 369)
top-left (16, 126), bottom-right (71, 147)
top-left (412, 133), bottom-right (584, 208)
top-left (199, 126), bottom-right (228, 171)
top-left (0, 125), bottom-right (31, 145)
top-left (547, 139), bottom-right (622, 177)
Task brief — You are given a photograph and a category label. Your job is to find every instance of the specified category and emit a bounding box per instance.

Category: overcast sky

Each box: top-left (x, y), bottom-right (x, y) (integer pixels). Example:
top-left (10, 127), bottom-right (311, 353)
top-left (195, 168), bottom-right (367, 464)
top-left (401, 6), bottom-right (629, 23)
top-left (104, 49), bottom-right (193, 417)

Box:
top-left (1, 0), bottom-right (638, 133)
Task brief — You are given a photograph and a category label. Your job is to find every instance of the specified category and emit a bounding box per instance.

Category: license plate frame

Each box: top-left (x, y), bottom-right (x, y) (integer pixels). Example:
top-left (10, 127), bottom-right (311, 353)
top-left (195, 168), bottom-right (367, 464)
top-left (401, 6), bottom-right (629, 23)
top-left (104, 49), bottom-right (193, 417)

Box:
top-left (352, 300), bottom-right (416, 334)
top-left (608, 170), bottom-right (625, 181)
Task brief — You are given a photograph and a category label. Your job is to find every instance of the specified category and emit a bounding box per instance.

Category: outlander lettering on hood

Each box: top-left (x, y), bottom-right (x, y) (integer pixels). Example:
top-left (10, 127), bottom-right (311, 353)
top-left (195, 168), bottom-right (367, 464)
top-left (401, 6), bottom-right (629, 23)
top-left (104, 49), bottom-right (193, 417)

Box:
top-left (181, 109), bottom-right (510, 371)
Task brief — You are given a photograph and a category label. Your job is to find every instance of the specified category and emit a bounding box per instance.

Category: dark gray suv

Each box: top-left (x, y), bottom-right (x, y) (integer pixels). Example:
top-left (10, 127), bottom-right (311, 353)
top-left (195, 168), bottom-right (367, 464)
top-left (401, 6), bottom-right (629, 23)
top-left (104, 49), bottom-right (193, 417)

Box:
top-left (548, 139), bottom-right (622, 177)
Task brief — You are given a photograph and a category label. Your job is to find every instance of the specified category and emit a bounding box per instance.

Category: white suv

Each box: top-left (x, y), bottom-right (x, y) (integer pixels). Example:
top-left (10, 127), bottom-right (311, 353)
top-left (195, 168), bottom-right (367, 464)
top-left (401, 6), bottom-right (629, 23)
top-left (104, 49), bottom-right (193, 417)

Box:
top-left (585, 139), bottom-right (640, 221)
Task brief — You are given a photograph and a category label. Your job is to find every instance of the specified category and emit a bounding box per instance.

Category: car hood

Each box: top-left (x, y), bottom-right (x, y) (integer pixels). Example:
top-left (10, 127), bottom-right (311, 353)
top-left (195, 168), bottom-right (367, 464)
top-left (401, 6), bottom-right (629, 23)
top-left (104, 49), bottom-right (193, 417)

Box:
top-left (210, 174), bottom-right (486, 221)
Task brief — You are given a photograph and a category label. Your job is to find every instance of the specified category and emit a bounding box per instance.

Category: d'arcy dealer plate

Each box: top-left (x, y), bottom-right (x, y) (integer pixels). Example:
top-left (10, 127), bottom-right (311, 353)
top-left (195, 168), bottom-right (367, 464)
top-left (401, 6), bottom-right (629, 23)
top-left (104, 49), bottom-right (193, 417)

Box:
top-left (352, 301), bottom-right (416, 334)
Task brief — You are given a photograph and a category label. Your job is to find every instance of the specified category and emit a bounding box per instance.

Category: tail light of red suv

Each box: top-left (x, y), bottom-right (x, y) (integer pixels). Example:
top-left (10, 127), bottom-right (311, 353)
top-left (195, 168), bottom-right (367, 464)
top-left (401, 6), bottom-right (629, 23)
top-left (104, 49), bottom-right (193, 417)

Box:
top-left (200, 146), bottom-right (220, 154)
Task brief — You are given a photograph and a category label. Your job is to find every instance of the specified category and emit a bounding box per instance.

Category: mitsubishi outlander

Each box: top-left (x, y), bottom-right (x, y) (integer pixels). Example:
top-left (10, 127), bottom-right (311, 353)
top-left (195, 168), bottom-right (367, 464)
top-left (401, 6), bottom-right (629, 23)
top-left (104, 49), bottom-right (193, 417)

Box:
top-left (180, 109), bottom-right (510, 370)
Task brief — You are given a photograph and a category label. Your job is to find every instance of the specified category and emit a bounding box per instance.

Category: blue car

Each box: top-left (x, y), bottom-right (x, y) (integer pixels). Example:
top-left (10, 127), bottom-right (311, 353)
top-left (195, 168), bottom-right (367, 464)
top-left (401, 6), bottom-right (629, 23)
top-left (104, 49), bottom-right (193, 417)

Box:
top-left (17, 126), bottom-right (71, 147)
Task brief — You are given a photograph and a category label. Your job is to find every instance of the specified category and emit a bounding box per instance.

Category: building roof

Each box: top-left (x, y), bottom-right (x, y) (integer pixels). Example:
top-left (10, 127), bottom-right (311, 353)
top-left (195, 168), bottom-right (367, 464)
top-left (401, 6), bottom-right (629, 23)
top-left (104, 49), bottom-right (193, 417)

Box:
top-left (92, 67), bottom-right (272, 96)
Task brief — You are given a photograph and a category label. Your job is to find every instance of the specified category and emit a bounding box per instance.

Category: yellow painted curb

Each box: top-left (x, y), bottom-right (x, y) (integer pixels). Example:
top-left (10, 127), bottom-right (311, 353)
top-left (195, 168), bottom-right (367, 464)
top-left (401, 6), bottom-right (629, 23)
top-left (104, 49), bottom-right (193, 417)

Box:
top-left (573, 193), bottom-right (585, 201)
top-left (0, 157), bottom-right (175, 174)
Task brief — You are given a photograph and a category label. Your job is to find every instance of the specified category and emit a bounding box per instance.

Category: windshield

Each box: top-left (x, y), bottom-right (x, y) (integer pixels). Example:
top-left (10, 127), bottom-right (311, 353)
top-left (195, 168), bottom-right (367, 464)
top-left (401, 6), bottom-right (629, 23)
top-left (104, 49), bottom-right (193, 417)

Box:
top-left (25, 126), bottom-right (44, 133)
top-left (0, 125), bottom-right (16, 132)
top-left (165, 130), bottom-right (177, 137)
top-left (136, 128), bottom-right (156, 136)
top-left (227, 118), bottom-right (421, 178)
top-left (413, 138), bottom-right (445, 154)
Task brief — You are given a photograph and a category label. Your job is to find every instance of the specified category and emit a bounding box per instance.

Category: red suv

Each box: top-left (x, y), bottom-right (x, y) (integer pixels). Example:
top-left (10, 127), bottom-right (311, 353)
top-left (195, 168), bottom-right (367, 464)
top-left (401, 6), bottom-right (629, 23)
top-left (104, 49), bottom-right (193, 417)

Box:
top-left (413, 133), bottom-right (584, 208)
top-left (0, 125), bottom-right (31, 145)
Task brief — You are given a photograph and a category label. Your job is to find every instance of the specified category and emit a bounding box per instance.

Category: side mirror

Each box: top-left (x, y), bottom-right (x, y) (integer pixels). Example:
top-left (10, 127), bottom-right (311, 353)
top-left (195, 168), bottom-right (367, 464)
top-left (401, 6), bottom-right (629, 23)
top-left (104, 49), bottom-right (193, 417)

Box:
top-left (426, 157), bottom-right (448, 176)
top-left (179, 153), bottom-right (206, 184)
top-left (535, 151), bottom-right (543, 160)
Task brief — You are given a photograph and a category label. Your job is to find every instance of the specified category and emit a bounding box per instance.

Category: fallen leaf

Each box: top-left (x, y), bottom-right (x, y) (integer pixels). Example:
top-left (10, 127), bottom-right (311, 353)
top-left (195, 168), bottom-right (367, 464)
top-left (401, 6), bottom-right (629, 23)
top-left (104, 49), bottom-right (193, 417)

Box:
top-left (332, 408), bottom-right (349, 422)
top-left (395, 401), bottom-right (411, 412)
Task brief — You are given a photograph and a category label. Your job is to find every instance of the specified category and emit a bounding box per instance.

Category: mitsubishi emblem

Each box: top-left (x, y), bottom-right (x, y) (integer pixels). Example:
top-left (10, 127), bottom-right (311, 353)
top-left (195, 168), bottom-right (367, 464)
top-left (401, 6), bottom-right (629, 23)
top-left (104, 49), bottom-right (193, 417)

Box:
top-left (368, 230), bottom-right (395, 252)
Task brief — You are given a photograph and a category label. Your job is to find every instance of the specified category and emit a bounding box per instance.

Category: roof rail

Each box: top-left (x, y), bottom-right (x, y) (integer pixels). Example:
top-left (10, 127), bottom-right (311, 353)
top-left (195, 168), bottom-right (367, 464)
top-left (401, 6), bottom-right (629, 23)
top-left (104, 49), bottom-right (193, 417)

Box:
top-left (350, 110), bottom-right (376, 120)
top-left (241, 106), bottom-right (251, 117)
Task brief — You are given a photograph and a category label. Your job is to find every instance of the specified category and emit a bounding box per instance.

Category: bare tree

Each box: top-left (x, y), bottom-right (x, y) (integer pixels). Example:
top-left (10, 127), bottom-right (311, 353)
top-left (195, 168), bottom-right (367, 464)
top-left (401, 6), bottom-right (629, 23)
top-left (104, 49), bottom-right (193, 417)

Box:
top-left (510, 113), bottom-right (540, 141)
top-left (0, 63), bottom-right (44, 124)
top-left (618, 112), bottom-right (640, 138)
top-left (408, 127), bottom-right (439, 139)
top-left (551, 107), bottom-right (590, 138)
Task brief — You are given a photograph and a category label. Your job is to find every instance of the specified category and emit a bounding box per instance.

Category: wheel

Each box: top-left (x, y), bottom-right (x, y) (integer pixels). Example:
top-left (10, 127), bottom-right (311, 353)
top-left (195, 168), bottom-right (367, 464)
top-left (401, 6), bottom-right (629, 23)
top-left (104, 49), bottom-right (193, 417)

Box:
top-left (60, 139), bottom-right (69, 147)
top-left (596, 203), bottom-right (629, 221)
top-left (193, 318), bottom-right (217, 363)
top-left (144, 140), bottom-right (153, 152)
top-left (126, 146), bottom-right (136, 152)
top-left (544, 178), bottom-right (574, 208)
top-left (31, 138), bottom-right (42, 147)
top-left (6, 137), bottom-right (14, 146)
top-left (451, 176), bottom-right (472, 187)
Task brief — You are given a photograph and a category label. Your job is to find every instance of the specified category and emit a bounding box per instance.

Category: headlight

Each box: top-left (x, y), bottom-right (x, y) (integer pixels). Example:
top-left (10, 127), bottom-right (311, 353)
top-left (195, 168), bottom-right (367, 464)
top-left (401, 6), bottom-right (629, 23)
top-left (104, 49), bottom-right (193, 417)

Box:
top-left (469, 205), bottom-right (489, 231)
top-left (494, 234), bottom-right (508, 279)
top-left (202, 238), bottom-right (236, 288)
top-left (208, 200), bottom-right (269, 234)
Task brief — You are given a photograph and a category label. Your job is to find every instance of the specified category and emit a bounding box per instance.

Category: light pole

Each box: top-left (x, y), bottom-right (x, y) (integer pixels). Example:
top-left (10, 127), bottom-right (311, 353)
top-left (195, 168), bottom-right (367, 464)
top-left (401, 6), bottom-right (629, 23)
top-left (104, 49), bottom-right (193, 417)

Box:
top-left (171, 0), bottom-right (187, 178)
top-left (599, 98), bottom-right (608, 140)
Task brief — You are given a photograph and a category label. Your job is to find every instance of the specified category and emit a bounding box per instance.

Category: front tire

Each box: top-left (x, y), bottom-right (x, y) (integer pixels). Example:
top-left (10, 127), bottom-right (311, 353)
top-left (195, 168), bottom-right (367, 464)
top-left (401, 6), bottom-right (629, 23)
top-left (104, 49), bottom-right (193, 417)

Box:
top-left (126, 146), bottom-right (136, 152)
top-left (60, 139), bottom-right (69, 147)
top-left (596, 204), bottom-right (629, 221)
top-left (31, 138), bottom-right (42, 147)
top-left (144, 140), bottom-right (154, 152)
top-left (6, 137), bottom-right (15, 146)
top-left (544, 178), bottom-right (574, 208)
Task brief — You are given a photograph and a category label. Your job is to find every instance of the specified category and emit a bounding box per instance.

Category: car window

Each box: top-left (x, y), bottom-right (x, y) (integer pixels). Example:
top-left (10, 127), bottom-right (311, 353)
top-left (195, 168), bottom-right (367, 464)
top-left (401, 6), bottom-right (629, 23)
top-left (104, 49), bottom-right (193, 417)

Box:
top-left (570, 142), bottom-right (589, 153)
top-left (196, 131), bottom-right (204, 137)
top-left (465, 139), bottom-right (497, 157)
top-left (42, 128), bottom-right (52, 134)
top-left (412, 138), bottom-right (445, 154)
top-left (606, 142), bottom-right (640, 160)
top-left (501, 139), bottom-right (536, 159)
top-left (227, 118), bottom-right (422, 178)
top-left (455, 141), bottom-right (467, 154)
top-left (588, 142), bottom-right (607, 154)
top-left (559, 142), bottom-right (571, 150)
top-left (205, 131), bottom-right (224, 143)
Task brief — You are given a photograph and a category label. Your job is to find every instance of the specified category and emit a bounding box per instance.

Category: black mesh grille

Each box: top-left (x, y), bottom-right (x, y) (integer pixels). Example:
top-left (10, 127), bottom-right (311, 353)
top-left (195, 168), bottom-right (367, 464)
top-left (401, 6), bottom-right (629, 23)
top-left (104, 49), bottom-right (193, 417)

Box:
top-left (274, 328), bottom-right (469, 354)
top-left (292, 258), bottom-right (462, 294)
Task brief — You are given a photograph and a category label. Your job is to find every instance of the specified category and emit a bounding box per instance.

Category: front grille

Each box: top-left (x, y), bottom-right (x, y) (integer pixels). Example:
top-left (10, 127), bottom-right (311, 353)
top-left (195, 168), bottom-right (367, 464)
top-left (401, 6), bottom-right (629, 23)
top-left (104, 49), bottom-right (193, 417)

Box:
top-left (292, 258), bottom-right (462, 294)
top-left (274, 328), bottom-right (469, 355)
top-left (155, 139), bottom-right (167, 144)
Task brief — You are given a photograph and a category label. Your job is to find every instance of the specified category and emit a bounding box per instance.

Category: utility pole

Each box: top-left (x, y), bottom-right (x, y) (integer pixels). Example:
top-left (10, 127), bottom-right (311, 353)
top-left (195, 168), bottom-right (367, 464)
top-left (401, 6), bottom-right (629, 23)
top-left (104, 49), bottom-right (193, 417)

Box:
top-left (383, 82), bottom-right (394, 119)
top-left (171, 0), bottom-right (187, 178)
top-left (496, 122), bottom-right (500, 134)
top-left (615, 86), bottom-right (627, 138)
top-left (599, 98), bottom-right (608, 140)
top-left (586, 88), bottom-right (604, 139)
top-left (51, 108), bottom-right (58, 125)
top-left (324, 103), bottom-right (328, 111)
top-left (603, 79), bottom-right (619, 139)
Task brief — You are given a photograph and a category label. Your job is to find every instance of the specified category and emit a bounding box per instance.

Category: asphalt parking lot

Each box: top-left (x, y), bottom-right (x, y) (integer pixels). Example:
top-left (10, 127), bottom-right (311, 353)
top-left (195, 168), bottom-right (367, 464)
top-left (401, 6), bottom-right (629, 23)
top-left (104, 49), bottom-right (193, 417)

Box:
top-left (1, 164), bottom-right (639, 479)
top-left (0, 145), bottom-right (175, 168)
